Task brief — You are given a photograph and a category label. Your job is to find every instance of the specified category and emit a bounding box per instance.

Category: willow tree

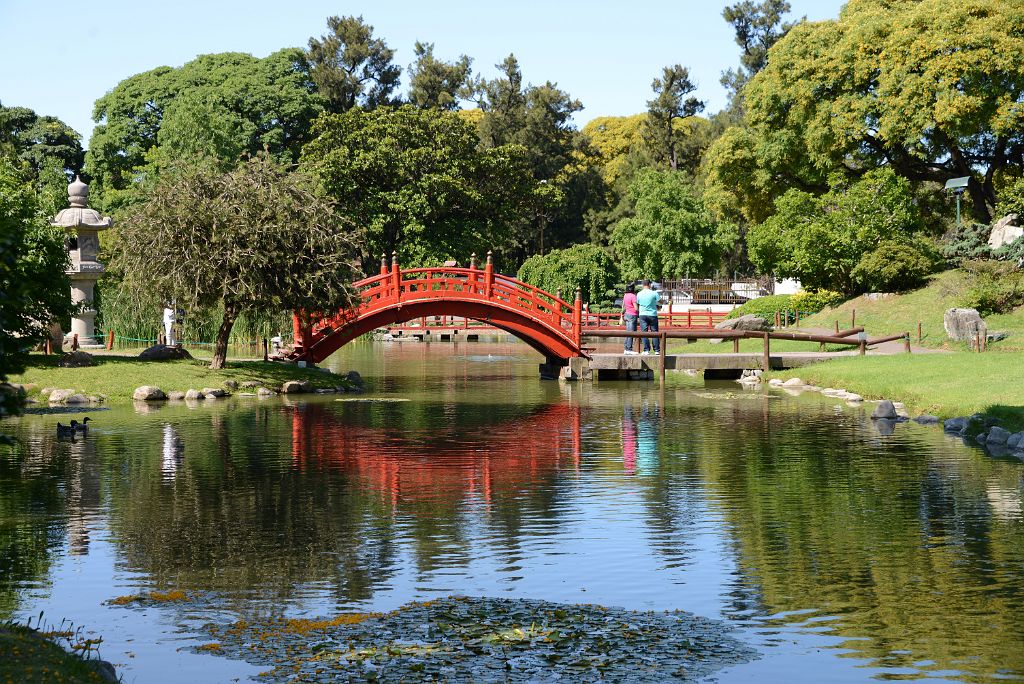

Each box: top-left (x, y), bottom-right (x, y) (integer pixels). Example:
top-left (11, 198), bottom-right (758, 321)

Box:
top-left (113, 156), bottom-right (363, 369)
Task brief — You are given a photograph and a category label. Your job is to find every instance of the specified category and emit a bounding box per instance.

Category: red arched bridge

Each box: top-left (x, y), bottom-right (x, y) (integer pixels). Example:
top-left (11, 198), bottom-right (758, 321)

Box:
top-left (291, 253), bottom-right (586, 365)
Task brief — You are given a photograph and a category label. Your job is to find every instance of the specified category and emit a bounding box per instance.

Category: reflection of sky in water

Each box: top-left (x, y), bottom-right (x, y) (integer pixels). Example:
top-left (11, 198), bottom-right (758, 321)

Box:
top-left (1, 341), bottom-right (1022, 683)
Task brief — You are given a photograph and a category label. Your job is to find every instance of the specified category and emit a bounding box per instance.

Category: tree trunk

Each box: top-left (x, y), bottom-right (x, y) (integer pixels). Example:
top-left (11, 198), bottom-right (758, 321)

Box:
top-left (210, 307), bottom-right (237, 370)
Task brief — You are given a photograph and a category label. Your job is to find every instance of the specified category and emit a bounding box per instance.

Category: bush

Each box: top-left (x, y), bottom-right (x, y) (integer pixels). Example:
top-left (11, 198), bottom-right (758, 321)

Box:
top-left (941, 222), bottom-right (991, 265)
top-left (851, 239), bottom-right (937, 292)
top-left (517, 243), bottom-right (621, 306)
top-left (959, 260), bottom-right (1024, 316)
top-left (725, 294), bottom-right (792, 320)
top-left (993, 235), bottom-right (1024, 265)
top-left (790, 289), bottom-right (845, 313)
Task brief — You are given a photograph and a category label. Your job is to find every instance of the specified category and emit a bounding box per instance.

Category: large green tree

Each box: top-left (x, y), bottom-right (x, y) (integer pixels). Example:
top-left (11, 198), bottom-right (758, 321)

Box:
top-left (305, 15), bottom-right (401, 113)
top-left (112, 156), bottom-right (363, 369)
top-left (747, 168), bottom-right (931, 294)
top-left (706, 0), bottom-right (1024, 225)
top-left (609, 169), bottom-right (726, 281)
top-left (0, 158), bottom-right (76, 404)
top-left (643, 65), bottom-right (705, 172)
top-left (85, 50), bottom-right (323, 208)
top-left (302, 105), bottom-right (539, 270)
top-left (719, 1), bottom-right (798, 105)
top-left (407, 42), bottom-right (473, 110)
top-left (0, 103), bottom-right (83, 179)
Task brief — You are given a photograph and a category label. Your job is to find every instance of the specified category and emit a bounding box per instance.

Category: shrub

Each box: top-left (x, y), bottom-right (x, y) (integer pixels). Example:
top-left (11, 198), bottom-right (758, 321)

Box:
top-left (851, 239), bottom-right (937, 292)
top-left (725, 294), bottom-right (792, 320)
top-left (941, 222), bottom-right (991, 265)
top-left (993, 235), bottom-right (1024, 265)
top-left (959, 260), bottom-right (1024, 316)
top-left (517, 243), bottom-right (621, 306)
top-left (790, 289), bottom-right (845, 313)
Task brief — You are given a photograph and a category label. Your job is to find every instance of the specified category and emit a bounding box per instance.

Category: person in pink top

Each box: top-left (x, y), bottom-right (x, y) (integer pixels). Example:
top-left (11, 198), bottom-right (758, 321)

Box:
top-left (620, 283), bottom-right (639, 354)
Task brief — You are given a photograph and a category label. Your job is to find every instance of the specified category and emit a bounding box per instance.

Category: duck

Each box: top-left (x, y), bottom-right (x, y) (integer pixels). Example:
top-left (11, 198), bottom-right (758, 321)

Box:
top-left (70, 417), bottom-right (91, 433)
top-left (56, 422), bottom-right (77, 439)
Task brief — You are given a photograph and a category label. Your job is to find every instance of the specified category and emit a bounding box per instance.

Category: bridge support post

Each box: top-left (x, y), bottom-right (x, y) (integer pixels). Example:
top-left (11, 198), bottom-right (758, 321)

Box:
top-left (542, 356), bottom-right (589, 381)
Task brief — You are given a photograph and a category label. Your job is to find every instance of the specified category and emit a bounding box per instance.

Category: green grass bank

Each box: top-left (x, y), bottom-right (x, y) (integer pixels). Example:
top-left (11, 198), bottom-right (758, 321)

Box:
top-left (0, 622), bottom-right (115, 683)
top-left (9, 353), bottom-right (356, 404)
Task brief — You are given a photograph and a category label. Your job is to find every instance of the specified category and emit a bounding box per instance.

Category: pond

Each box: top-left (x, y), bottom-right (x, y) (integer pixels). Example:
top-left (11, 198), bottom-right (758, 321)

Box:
top-left (1, 340), bottom-right (1022, 682)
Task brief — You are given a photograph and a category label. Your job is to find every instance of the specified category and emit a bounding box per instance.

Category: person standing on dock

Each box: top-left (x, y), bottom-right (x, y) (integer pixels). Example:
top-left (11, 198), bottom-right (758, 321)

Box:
top-left (637, 280), bottom-right (660, 355)
top-left (621, 283), bottom-right (639, 355)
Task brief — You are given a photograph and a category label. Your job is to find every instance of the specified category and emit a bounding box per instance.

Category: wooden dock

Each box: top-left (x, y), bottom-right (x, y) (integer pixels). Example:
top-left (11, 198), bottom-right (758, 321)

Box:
top-left (559, 351), bottom-right (853, 381)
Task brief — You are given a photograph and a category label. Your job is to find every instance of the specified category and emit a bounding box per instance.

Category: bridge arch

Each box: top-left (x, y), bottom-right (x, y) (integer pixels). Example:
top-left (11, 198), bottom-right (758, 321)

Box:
top-left (293, 257), bottom-right (586, 364)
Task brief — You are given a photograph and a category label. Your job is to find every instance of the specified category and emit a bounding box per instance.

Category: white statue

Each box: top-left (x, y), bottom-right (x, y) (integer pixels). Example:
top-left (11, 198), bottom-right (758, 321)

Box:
top-left (163, 307), bottom-right (176, 346)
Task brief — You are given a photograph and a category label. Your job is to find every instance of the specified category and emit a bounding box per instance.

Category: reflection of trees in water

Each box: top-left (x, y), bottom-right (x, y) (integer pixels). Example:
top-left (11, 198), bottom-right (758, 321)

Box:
top-left (0, 428), bottom-right (101, 615)
top-left (94, 400), bottom-right (583, 605)
top-left (669, 394), bottom-right (1024, 678)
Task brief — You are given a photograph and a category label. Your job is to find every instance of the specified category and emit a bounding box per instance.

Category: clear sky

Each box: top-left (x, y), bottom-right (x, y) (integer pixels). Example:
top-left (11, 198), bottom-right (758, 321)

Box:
top-left (0, 0), bottom-right (846, 149)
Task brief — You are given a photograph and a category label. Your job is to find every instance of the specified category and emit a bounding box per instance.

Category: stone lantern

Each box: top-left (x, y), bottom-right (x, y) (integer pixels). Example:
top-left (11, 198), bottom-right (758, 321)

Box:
top-left (52, 176), bottom-right (112, 347)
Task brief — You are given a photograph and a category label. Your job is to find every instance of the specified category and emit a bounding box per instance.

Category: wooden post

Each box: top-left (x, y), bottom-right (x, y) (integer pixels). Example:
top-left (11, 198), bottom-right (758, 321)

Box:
top-left (975, 327), bottom-right (982, 353)
top-left (859, 339), bottom-right (866, 355)
top-left (391, 252), bottom-right (401, 302)
top-left (659, 331), bottom-right (667, 387)
top-left (851, 309), bottom-right (856, 328)
top-left (71, 333), bottom-right (79, 351)
top-left (484, 251), bottom-right (494, 299)
top-left (762, 332), bottom-right (770, 372)
top-left (380, 253), bottom-right (388, 275)
top-left (775, 310), bottom-right (780, 328)
top-left (903, 333), bottom-right (911, 353)
top-left (795, 310), bottom-right (800, 328)
top-left (107, 329), bottom-right (114, 350)
top-left (572, 288), bottom-right (582, 346)
top-left (917, 321), bottom-right (922, 344)
top-left (732, 337), bottom-right (740, 353)
top-left (263, 338), bottom-right (269, 361)
top-left (834, 320), bottom-right (839, 334)
top-left (45, 338), bottom-right (51, 355)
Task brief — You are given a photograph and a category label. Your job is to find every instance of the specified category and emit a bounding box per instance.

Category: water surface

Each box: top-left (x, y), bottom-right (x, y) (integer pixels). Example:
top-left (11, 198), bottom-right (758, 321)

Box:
top-left (1, 340), bottom-right (1022, 682)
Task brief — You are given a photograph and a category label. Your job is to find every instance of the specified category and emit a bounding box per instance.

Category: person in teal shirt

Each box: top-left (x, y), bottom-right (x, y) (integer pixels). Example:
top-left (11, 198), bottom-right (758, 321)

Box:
top-left (636, 280), bottom-right (660, 354)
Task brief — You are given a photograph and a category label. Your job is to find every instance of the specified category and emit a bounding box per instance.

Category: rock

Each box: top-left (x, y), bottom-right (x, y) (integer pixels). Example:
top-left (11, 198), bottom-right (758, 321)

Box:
top-left (987, 331), bottom-right (1009, 342)
top-left (892, 401), bottom-right (910, 419)
top-left (57, 351), bottom-right (95, 368)
top-left (200, 387), bottom-right (227, 398)
top-left (222, 380), bottom-right (239, 390)
top-left (871, 400), bottom-right (898, 420)
top-left (845, 393), bottom-right (863, 402)
top-left (257, 387), bottom-right (276, 397)
top-left (976, 432), bottom-right (988, 444)
top-left (737, 375), bottom-right (760, 384)
top-left (987, 426), bottom-right (1012, 444)
top-left (281, 380), bottom-right (313, 394)
top-left (1007, 432), bottom-right (1024, 449)
top-left (345, 370), bottom-right (363, 386)
top-left (821, 388), bottom-right (847, 397)
top-left (864, 292), bottom-right (895, 301)
top-left (944, 417), bottom-right (969, 433)
top-left (782, 378), bottom-right (804, 387)
top-left (315, 388), bottom-right (336, 394)
top-left (167, 390), bottom-right (186, 400)
top-left (47, 388), bottom-right (79, 404)
top-left (914, 415), bottom-right (940, 425)
top-left (987, 213), bottom-right (1023, 250)
top-left (65, 393), bottom-right (90, 404)
top-left (133, 385), bottom-right (166, 401)
top-left (184, 389), bottom-right (204, 401)
top-left (138, 344), bottom-right (193, 361)
top-left (40, 387), bottom-right (56, 397)
top-left (944, 308), bottom-right (986, 342)
top-left (768, 378), bottom-right (784, 387)
top-left (240, 381), bottom-right (261, 388)
top-left (714, 314), bottom-right (771, 332)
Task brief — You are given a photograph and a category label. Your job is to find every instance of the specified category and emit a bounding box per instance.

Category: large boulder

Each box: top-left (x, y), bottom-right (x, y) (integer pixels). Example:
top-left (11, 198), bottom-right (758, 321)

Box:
top-left (138, 344), bottom-right (193, 361)
top-left (133, 385), bottom-right (167, 401)
top-left (988, 214), bottom-right (1023, 250)
top-left (184, 389), bottom-right (204, 401)
top-left (944, 308), bottom-right (985, 342)
top-left (714, 314), bottom-right (770, 332)
top-left (57, 351), bottom-right (95, 368)
top-left (281, 380), bottom-right (313, 394)
top-left (871, 400), bottom-right (898, 420)
top-left (201, 387), bottom-right (227, 398)
top-left (48, 388), bottom-right (85, 405)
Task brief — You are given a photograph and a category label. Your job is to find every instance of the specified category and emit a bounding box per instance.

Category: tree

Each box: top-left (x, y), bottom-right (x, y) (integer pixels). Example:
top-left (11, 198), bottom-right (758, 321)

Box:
top-left (0, 158), bottom-right (76, 398)
top-left (112, 156), bottom-right (363, 369)
top-left (609, 169), bottom-right (726, 281)
top-left (516, 244), bottom-right (621, 307)
top-left (85, 50), bottom-right (322, 208)
top-left (302, 105), bottom-right (539, 270)
top-left (718, 0), bottom-right (1024, 224)
top-left (407, 42), bottom-right (473, 110)
top-left (747, 168), bottom-right (930, 294)
top-left (643, 65), bottom-right (704, 172)
top-left (306, 15), bottom-right (401, 113)
top-left (0, 103), bottom-right (84, 179)
top-left (720, 1), bottom-right (797, 104)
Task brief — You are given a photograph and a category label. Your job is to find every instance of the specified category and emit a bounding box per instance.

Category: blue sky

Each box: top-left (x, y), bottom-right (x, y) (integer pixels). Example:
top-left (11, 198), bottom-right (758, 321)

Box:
top-left (1, 1), bottom-right (845, 148)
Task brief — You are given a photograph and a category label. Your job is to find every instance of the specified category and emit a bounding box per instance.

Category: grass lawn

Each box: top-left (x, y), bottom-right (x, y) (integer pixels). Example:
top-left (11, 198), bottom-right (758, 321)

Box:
top-left (0, 622), bottom-right (114, 683)
top-left (768, 353), bottom-right (1024, 429)
top-left (9, 353), bottom-right (355, 404)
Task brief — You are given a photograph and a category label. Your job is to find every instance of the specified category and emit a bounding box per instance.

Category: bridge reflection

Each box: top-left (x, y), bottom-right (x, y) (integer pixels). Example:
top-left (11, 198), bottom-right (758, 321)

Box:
top-left (289, 402), bottom-right (582, 508)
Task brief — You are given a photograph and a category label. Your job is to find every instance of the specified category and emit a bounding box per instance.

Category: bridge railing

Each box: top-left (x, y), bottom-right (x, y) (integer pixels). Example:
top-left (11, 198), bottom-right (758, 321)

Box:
top-left (583, 310), bottom-right (728, 329)
top-left (295, 253), bottom-right (584, 355)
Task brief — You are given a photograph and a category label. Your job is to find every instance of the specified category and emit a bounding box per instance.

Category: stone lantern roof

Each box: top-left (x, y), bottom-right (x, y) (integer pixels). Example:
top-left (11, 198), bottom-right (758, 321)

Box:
top-left (52, 176), bottom-right (112, 229)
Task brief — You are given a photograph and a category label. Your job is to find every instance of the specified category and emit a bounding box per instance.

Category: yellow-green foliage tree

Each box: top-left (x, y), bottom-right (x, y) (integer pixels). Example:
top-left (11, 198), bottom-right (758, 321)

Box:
top-left (704, 0), bottom-right (1024, 225)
